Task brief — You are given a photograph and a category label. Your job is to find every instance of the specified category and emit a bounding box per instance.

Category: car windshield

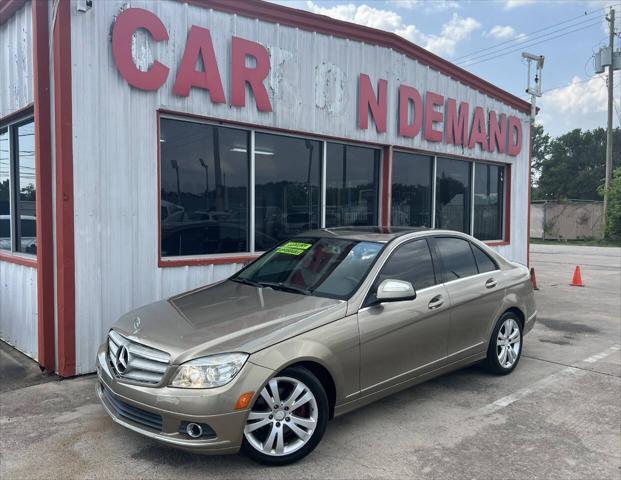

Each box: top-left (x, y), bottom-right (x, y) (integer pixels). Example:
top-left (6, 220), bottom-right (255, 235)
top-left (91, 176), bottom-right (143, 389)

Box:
top-left (232, 237), bottom-right (384, 300)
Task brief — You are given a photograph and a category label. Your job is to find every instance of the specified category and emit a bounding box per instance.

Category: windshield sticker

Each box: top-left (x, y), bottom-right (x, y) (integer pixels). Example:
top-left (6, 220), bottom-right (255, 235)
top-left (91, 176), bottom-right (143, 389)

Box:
top-left (276, 242), bottom-right (313, 256)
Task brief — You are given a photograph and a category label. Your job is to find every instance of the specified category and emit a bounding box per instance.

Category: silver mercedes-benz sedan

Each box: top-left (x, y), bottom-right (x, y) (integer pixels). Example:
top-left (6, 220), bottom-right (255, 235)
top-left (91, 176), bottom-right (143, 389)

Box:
top-left (96, 227), bottom-right (536, 465)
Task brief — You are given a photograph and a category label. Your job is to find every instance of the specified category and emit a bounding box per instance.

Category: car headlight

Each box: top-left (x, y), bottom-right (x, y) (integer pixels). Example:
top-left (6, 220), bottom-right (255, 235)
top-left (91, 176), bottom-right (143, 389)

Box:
top-left (170, 353), bottom-right (249, 389)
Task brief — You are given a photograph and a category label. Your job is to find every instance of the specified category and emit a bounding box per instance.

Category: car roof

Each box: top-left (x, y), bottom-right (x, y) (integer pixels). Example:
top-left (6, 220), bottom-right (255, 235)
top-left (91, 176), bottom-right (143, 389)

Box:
top-left (296, 226), bottom-right (430, 243)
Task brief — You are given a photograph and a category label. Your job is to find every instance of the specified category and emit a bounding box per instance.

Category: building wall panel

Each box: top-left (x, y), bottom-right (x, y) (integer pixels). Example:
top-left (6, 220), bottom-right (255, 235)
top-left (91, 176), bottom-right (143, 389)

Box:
top-left (0, 0), bottom-right (33, 118)
top-left (0, 261), bottom-right (38, 359)
top-left (0, 1), bottom-right (37, 360)
top-left (70, 0), bottom-right (530, 373)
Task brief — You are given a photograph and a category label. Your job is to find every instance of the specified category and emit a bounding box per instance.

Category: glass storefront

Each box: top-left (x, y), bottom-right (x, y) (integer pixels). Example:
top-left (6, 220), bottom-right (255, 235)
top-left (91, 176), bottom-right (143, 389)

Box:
top-left (160, 116), bottom-right (507, 259)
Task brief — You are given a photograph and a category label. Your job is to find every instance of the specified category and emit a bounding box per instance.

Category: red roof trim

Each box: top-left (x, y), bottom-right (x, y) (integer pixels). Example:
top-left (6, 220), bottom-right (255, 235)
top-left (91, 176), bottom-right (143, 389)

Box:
top-left (179, 0), bottom-right (531, 114)
top-left (0, 0), bottom-right (26, 25)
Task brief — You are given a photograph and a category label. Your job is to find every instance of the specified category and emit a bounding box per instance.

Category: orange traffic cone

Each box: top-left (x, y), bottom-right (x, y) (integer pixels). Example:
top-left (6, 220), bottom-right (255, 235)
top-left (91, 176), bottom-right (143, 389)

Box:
top-left (530, 267), bottom-right (539, 290)
top-left (570, 266), bottom-right (584, 287)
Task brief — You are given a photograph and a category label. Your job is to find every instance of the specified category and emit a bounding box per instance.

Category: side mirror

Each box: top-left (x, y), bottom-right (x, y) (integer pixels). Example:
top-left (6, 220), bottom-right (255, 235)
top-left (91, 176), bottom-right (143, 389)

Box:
top-left (375, 279), bottom-right (416, 303)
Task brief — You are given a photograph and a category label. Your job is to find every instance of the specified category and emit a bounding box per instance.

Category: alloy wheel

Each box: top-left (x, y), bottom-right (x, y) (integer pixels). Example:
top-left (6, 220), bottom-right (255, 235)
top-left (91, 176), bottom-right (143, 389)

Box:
top-left (496, 318), bottom-right (521, 368)
top-left (244, 376), bottom-right (319, 457)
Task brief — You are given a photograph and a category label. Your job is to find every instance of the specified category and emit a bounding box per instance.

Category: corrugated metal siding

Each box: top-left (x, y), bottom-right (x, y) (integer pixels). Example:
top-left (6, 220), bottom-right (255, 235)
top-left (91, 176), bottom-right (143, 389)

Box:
top-left (70, 0), bottom-right (530, 373)
top-left (0, 261), bottom-right (38, 359)
top-left (0, 0), bottom-right (33, 117)
top-left (0, 1), bottom-right (37, 360)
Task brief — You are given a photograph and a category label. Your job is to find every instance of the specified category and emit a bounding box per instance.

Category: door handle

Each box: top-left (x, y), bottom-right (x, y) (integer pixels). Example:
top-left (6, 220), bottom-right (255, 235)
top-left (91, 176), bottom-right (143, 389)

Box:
top-left (485, 278), bottom-right (498, 289)
top-left (428, 295), bottom-right (444, 310)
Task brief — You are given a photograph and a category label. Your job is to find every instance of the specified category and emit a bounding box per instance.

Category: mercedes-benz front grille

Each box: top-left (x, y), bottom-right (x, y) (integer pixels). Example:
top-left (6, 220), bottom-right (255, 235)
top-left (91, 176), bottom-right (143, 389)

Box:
top-left (107, 330), bottom-right (170, 385)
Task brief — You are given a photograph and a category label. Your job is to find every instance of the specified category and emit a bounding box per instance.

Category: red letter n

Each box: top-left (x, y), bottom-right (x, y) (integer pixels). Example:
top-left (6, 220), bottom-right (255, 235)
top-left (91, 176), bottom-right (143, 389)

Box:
top-left (488, 111), bottom-right (507, 153)
top-left (358, 74), bottom-right (387, 133)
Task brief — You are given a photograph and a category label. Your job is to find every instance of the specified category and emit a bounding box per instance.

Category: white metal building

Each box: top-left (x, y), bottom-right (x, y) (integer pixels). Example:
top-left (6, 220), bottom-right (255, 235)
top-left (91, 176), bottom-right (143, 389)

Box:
top-left (0, 0), bottom-right (532, 376)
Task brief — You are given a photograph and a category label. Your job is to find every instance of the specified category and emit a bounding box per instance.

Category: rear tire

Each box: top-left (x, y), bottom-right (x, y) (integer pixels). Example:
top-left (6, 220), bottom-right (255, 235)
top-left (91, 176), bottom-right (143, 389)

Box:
top-left (484, 312), bottom-right (523, 375)
top-left (242, 366), bottom-right (329, 466)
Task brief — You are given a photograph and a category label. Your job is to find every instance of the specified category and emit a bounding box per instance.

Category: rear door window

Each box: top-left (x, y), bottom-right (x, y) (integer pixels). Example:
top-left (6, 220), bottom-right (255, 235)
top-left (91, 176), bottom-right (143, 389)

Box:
top-left (471, 244), bottom-right (498, 273)
top-left (436, 237), bottom-right (478, 281)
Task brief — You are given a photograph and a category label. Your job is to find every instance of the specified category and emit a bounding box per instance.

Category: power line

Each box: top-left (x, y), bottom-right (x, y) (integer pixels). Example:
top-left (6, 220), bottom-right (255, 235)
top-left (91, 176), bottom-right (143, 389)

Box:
top-left (461, 20), bottom-right (603, 67)
top-left (454, 4), bottom-right (617, 62)
top-left (457, 16), bottom-right (604, 65)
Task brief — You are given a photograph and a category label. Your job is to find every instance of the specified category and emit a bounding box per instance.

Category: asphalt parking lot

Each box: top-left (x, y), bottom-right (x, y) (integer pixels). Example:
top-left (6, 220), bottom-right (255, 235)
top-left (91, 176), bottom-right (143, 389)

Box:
top-left (1, 243), bottom-right (620, 479)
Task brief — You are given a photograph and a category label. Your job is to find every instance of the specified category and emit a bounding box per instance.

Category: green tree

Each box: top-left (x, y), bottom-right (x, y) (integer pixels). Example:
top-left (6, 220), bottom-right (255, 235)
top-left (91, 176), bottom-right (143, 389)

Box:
top-left (536, 127), bottom-right (621, 201)
top-left (530, 124), bottom-right (550, 200)
top-left (601, 167), bottom-right (621, 240)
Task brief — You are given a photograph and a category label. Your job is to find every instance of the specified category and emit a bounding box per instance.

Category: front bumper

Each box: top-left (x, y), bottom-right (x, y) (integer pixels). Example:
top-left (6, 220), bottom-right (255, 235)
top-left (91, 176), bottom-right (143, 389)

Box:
top-left (96, 344), bottom-right (273, 454)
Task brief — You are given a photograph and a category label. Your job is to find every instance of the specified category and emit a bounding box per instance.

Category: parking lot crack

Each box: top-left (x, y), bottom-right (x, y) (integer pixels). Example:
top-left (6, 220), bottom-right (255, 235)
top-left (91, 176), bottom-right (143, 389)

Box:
top-left (522, 354), bottom-right (621, 379)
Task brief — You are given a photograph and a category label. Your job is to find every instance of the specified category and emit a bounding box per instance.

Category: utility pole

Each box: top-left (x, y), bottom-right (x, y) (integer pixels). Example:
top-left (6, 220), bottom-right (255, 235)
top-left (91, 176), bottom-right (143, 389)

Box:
top-left (604, 7), bottom-right (616, 229)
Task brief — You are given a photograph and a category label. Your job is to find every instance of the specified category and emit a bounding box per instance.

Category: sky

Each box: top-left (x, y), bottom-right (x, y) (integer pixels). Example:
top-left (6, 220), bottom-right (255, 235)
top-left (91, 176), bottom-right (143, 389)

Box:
top-left (269, 0), bottom-right (621, 138)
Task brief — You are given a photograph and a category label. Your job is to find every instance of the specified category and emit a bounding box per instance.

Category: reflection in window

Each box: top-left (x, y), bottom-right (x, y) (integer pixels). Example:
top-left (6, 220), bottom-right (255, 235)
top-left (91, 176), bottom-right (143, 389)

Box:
top-left (16, 121), bottom-right (36, 254)
top-left (0, 128), bottom-right (9, 251)
top-left (436, 237), bottom-right (478, 280)
top-left (376, 239), bottom-right (437, 291)
top-left (391, 152), bottom-right (432, 227)
top-left (435, 157), bottom-right (471, 233)
top-left (254, 133), bottom-right (321, 251)
top-left (474, 163), bottom-right (504, 240)
top-left (326, 143), bottom-right (379, 228)
top-left (160, 119), bottom-right (249, 256)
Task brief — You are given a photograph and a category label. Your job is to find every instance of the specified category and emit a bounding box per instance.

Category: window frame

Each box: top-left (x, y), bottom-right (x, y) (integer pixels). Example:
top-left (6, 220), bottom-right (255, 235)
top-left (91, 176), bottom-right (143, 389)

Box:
top-left (157, 111), bottom-right (384, 267)
top-left (431, 235), bottom-right (501, 285)
top-left (392, 148), bottom-right (509, 245)
top-left (156, 110), bottom-right (511, 268)
top-left (390, 151), bottom-right (434, 228)
top-left (0, 110), bottom-right (37, 266)
top-left (470, 242), bottom-right (500, 273)
top-left (362, 237), bottom-right (439, 308)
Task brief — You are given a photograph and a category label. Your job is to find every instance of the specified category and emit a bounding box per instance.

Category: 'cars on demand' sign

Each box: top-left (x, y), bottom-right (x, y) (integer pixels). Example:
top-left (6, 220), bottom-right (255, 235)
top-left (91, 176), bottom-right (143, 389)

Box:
top-left (111, 7), bottom-right (523, 157)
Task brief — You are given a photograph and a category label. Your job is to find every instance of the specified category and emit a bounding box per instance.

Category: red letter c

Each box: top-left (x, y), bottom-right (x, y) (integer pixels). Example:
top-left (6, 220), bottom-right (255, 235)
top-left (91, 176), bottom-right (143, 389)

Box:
top-left (112, 8), bottom-right (169, 91)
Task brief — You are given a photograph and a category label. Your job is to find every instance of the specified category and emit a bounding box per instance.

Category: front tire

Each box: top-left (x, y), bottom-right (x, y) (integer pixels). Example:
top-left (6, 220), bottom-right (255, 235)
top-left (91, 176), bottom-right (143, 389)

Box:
top-left (242, 366), bottom-right (329, 465)
top-left (484, 312), bottom-right (523, 375)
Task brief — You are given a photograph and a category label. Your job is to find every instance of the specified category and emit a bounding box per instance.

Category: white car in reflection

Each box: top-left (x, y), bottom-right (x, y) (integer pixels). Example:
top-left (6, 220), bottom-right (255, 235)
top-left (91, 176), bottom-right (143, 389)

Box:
top-left (0, 215), bottom-right (36, 254)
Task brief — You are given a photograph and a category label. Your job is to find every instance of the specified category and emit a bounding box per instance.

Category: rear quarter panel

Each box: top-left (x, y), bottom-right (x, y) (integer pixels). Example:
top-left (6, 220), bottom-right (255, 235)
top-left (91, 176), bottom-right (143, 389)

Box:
top-left (493, 264), bottom-right (536, 337)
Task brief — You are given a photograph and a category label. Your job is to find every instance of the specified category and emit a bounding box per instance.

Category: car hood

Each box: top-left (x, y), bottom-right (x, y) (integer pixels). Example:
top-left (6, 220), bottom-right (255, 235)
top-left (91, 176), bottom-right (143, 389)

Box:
top-left (111, 280), bottom-right (346, 364)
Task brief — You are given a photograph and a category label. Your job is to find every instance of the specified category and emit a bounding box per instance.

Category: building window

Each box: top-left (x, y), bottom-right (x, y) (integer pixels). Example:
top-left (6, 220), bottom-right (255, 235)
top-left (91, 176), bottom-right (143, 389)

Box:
top-left (0, 117), bottom-right (36, 255)
top-left (391, 152), bottom-right (432, 227)
top-left (159, 117), bottom-right (382, 259)
top-left (474, 163), bottom-right (505, 241)
top-left (326, 143), bottom-right (380, 228)
top-left (0, 128), bottom-right (9, 251)
top-left (160, 118), bottom-right (250, 257)
top-left (435, 157), bottom-right (472, 234)
top-left (254, 133), bottom-right (321, 251)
